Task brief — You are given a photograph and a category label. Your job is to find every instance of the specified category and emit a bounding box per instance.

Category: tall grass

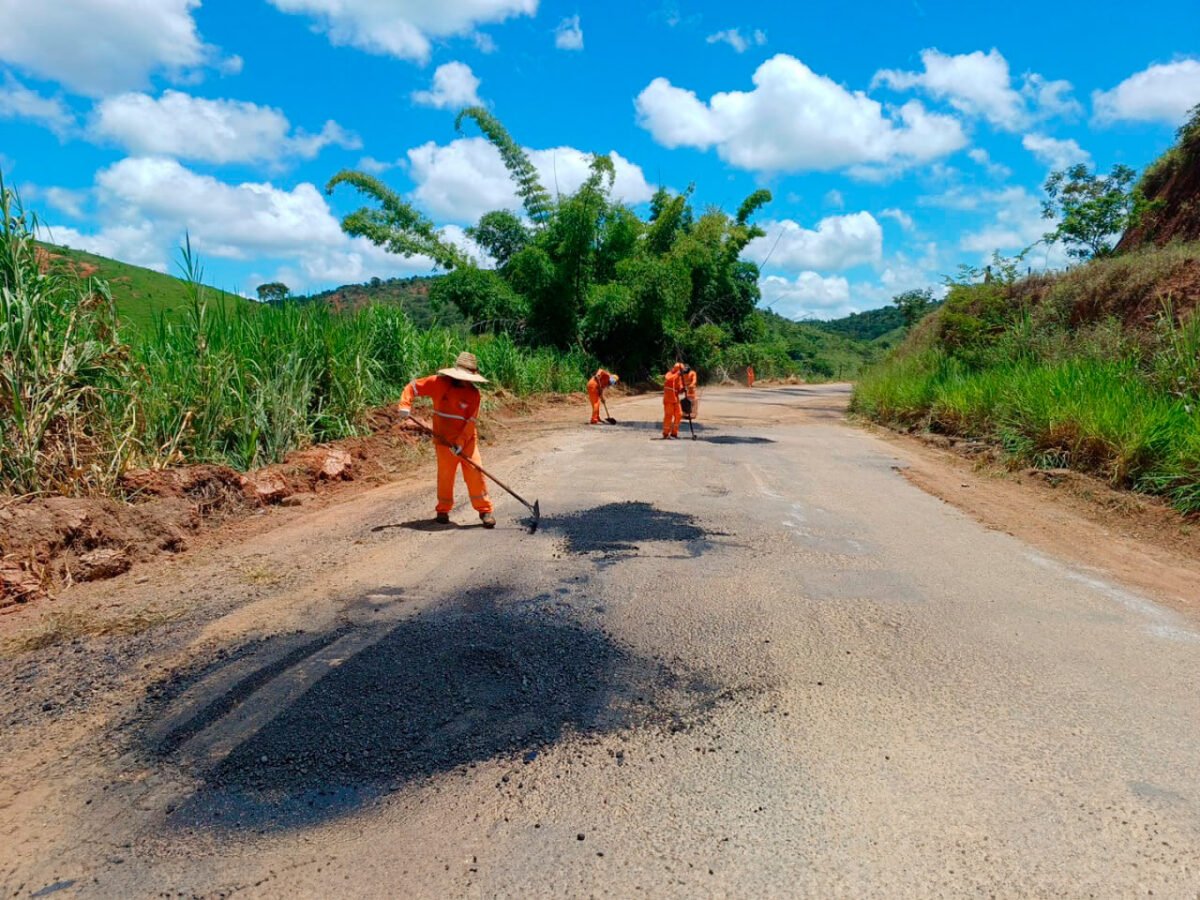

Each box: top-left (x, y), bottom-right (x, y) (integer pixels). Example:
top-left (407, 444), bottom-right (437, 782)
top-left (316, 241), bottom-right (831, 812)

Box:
top-left (853, 312), bottom-right (1200, 514)
top-left (0, 181), bottom-right (596, 493)
top-left (131, 245), bottom-right (597, 470)
top-left (0, 175), bottom-right (136, 494)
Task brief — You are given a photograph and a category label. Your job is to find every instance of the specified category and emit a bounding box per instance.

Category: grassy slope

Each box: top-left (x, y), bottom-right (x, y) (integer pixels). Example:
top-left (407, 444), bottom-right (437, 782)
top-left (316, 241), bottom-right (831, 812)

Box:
top-left (40, 243), bottom-right (246, 331)
top-left (852, 242), bottom-right (1200, 513)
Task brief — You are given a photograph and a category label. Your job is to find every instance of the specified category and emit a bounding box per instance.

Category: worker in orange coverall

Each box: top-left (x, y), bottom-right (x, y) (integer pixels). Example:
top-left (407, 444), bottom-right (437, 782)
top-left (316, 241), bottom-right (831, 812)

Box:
top-left (681, 365), bottom-right (698, 422)
top-left (662, 362), bottom-right (685, 439)
top-left (747, 365), bottom-right (755, 388)
top-left (586, 368), bottom-right (619, 424)
top-left (399, 351), bottom-right (496, 528)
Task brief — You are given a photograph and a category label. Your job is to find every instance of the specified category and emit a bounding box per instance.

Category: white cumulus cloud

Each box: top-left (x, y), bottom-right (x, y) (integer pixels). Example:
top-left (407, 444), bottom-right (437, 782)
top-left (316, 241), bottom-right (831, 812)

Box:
top-left (0, 73), bottom-right (74, 136)
top-left (879, 208), bottom-right (915, 231)
top-left (266, 0), bottom-right (537, 63)
top-left (1022, 133), bottom-right (1091, 170)
top-left (90, 90), bottom-right (359, 165)
top-left (554, 15), bottom-right (584, 51)
top-left (1092, 59), bottom-right (1200, 126)
top-left (745, 212), bottom-right (883, 272)
top-left (873, 48), bottom-right (1080, 131)
top-left (705, 28), bottom-right (766, 53)
top-left (412, 62), bottom-right (482, 109)
top-left (760, 272), bottom-right (852, 319)
top-left (406, 137), bottom-right (654, 223)
top-left (967, 147), bottom-right (1011, 179)
top-left (635, 54), bottom-right (966, 175)
top-left (41, 221), bottom-right (168, 272)
top-left (58, 157), bottom-right (449, 289)
top-left (0, 0), bottom-right (225, 97)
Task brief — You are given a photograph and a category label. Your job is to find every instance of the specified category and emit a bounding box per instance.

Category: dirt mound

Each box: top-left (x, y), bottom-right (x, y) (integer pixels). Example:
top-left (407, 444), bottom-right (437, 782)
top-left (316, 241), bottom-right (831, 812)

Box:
top-left (1006, 247), bottom-right (1200, 329)
top-left (0, 442), bottom-right (389, 610)
top-left (0, 494), bottom-right (198, 608)
top-left (1118, 115), bottom-right (1200, 251)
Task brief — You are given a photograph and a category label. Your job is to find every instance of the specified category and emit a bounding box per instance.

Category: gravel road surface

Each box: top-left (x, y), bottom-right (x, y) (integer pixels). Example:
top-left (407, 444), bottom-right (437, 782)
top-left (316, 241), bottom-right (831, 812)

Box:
top-left (2, 385), bottom-right (1199, 897)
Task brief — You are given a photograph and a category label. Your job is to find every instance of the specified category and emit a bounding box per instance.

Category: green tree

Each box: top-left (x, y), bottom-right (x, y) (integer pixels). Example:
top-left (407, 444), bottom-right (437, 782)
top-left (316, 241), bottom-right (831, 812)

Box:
top-left (429, 267), bottom-right (528, 333)
top-left (255, 281), bottom-right (290, 304)
top-left (466, 210), bottom-right (530, 268)
top-left (892, 288), bottom-right (935, 328)
top-left (456, 106), bottom-right (553, 226)
top-left (325, 170), bottom-right (467, 271)
top-left (1041, 164), bottom-right (1147, 260)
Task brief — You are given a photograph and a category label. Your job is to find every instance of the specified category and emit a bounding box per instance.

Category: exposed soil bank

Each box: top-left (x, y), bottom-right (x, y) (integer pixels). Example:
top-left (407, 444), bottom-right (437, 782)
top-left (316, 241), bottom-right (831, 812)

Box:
top-left (0, 392), bottom-right (589, 612)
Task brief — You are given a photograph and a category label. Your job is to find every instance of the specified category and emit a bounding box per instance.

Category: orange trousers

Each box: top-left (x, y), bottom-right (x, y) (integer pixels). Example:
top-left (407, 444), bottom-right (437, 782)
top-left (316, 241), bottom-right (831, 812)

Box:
top-left (587, 382), bottom-right (602, 423)
top-left (663, 398), bottom-right (682, 437)
top-left (435, 441), bottom-right (493, 515)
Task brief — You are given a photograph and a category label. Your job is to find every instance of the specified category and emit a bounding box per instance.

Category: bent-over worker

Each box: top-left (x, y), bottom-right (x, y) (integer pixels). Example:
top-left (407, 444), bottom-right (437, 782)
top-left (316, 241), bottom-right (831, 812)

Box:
top-left (662, 362), bottom-right (685, 439)
top-left (399, 351), bottom-right (496, 528)
top-left (681, 365), bottom-right (698, 420)
top-left (586, 368), bottom-right (619, 424)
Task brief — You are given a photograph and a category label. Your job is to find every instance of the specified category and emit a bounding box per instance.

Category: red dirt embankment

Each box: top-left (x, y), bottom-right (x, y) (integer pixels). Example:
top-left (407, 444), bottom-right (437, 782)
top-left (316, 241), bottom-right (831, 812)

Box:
top-left (0, 411), bottom-right (418, 611)
top-left (0, 392), bottom-right (589, 612)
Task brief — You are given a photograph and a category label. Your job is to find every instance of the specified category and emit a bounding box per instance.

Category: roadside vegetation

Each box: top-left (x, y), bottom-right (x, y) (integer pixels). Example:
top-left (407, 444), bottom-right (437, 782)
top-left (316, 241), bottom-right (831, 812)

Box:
top-left (855, 107), bottom-right (1200, 514)
top-left (0, 180), bottom-right (592, 495)
top-left (854, 245), bottom-right (1200, 514)
top-left (326, 107), bottom-right (830, 383)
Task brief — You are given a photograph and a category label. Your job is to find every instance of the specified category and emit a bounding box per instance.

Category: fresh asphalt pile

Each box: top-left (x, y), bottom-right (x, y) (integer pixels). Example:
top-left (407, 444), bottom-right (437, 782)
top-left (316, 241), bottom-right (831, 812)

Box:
top-left (544, 501), bottom-right (711, 557)
top-left (141, 503), bottom-right (734, 833)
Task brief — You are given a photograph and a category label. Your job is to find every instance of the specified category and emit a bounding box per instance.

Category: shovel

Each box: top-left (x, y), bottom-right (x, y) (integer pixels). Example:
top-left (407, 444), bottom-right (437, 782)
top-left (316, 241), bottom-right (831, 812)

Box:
top-left (600, 394), bottom-right (618, 425)
top-left (406, 415), bottom-right (541, 533)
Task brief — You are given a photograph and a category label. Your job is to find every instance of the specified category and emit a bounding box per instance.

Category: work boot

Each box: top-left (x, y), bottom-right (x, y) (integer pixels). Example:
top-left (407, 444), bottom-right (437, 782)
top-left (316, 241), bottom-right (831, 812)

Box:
top-left (435, 512), bottom-right (451, 525)
top-left (480, 512), bottom-right (496, 529)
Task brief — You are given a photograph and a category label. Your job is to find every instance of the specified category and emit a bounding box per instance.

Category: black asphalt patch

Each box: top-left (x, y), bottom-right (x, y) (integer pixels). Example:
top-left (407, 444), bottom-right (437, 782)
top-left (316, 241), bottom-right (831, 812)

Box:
top-left (545, 501), bottom-right (711, 557)
top-left (159, 588), bottom-right (724, 831)
top-left (699, 436), bottom-right (775, 445)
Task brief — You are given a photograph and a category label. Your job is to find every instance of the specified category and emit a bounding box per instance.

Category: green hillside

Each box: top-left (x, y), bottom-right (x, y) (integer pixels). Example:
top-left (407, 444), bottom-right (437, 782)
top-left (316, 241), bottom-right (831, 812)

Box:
top-left (39, 243), bottom-right (247, 331)
top-left (814, 305), bottom-right (908, 342)
top-left (302, 274), bottom-right (464, 329)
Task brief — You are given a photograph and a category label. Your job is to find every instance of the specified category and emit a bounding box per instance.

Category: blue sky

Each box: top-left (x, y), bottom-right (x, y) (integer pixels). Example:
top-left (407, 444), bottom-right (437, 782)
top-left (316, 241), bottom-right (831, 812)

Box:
top-left (1, 0), bottom-right (1197, 319)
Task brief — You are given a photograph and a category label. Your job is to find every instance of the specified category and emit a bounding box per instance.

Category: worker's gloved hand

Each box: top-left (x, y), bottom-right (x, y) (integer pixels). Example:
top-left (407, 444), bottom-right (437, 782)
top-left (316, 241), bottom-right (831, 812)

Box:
top-left (398, 407), bottom-right (411, 419)
top-left (451, 444), bottom-right (462, 456)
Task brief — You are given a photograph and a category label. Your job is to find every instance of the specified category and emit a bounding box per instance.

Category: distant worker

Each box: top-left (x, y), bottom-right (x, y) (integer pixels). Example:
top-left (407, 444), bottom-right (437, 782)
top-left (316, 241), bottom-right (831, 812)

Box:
top-left (662, 362), bottom-right (685, 440)
top-left (681, 365), bottom-right (698, 421)
top-left (586, 367), bottom-right (619, 424)
top-left (747, 365), bottom-right (755, 388)
top-left (398, 351), bottom-right (495, 528)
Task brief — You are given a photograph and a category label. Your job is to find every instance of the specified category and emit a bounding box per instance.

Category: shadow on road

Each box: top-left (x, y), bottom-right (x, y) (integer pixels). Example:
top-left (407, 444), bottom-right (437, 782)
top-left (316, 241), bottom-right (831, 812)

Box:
top-left (151, 589), bottom-right (722, 833)
top-left (371, 518), bottom-right (485, 533)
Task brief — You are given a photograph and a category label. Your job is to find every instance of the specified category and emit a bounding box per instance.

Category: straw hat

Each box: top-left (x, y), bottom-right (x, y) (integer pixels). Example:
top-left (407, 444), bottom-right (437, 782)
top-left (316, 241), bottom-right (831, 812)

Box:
top-left (438, 351), bottom-right (489, 384)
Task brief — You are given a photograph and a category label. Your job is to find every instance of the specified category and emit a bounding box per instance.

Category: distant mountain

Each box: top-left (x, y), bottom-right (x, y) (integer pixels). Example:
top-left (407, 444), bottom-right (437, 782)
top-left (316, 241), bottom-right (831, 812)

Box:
top-left (811, 305), bottom-right (907, 342)
top-left (302, 274), bottom-right (462, 329)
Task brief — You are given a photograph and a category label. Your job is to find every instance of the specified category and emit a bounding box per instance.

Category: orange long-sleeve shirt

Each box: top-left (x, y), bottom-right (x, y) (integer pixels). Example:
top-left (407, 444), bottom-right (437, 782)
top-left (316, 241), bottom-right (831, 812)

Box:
top-left (682, 368), bottom-right (697, 401)
top-left (400, 375), bottom-right (481, 445)
top-left (663, 369), bottom-right (684, 402)
top-left (588, 368), bottom-right (614, 393)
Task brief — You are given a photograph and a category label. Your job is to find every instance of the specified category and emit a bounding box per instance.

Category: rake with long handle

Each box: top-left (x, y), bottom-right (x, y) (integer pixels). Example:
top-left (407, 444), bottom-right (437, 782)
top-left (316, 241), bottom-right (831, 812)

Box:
top-left (406, 415), bottom-right (540, 533)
